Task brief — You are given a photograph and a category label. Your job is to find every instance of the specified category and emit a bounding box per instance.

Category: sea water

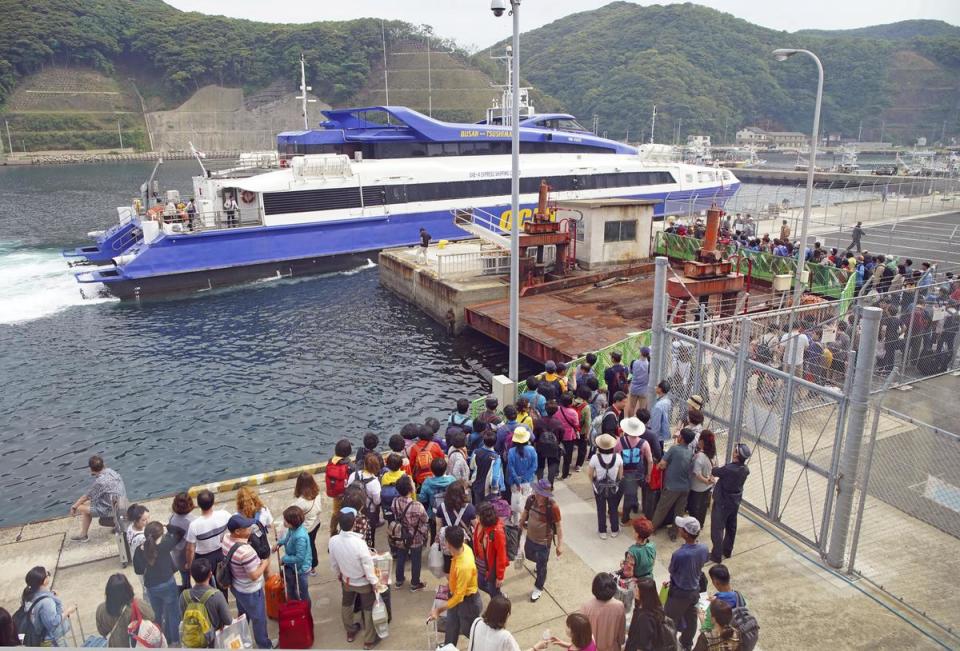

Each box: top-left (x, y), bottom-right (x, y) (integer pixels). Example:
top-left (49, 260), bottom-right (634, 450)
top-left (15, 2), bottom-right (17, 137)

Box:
top-left (0, 160), bottom-right (516, 527)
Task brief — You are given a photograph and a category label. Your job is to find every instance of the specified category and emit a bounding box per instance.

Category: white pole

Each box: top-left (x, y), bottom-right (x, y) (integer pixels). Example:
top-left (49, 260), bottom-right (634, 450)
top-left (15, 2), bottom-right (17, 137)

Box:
top-left (118, 119), bottom-right (124, 150)
top-left (775, 49), bottom-right (824, 305)
top-left (509, 0), bottom-right (521, 383)
top-left (300, 54), bottom-right (309, 131)
top-left (5, 120), bottom-right (12, 155)
top-left (381, 20), bottom-right (390, 106)
top-left (427, 36), bottom-right (433, 117)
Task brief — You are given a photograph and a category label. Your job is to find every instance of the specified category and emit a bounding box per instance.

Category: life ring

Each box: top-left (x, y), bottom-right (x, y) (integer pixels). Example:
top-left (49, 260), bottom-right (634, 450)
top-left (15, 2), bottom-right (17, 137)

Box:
top-left (240, 190), bottom-right (256, 204)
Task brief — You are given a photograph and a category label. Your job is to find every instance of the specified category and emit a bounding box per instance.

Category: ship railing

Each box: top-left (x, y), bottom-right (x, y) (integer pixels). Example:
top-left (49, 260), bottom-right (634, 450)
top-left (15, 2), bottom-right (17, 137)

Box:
top-left (436, 249), bottom-right (511, 279)
top-left (148, 209), bottom-right (264, 235)
top-left (111, 225), bottom-right (143, 251)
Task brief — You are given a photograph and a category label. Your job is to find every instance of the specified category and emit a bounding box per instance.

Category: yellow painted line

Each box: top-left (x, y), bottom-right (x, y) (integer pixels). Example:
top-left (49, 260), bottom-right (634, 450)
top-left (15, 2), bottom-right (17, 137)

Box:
top-left (187, 461), bottom-right (328, 496)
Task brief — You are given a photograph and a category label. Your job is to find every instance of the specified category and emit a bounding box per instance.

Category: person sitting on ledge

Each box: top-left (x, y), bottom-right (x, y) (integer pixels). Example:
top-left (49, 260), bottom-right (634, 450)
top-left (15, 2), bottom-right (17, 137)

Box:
top-left (69, 455), bottom-right (127, 542)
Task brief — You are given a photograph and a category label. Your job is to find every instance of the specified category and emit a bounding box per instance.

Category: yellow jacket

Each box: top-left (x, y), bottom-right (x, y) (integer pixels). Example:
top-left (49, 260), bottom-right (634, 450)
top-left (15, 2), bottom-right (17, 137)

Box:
top-left (447, 544), bottom-right (478, 609)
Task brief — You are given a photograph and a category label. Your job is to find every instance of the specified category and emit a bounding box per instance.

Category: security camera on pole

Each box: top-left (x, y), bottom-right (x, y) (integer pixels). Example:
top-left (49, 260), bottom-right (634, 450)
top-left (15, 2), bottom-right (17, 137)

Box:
top-left (491, 0), bottom-right (521, 385)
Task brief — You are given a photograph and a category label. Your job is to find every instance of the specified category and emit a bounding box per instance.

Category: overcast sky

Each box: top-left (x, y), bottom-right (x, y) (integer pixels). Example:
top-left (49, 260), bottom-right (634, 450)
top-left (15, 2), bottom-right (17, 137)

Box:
top-left (167, 0), bottom-right (959, 51)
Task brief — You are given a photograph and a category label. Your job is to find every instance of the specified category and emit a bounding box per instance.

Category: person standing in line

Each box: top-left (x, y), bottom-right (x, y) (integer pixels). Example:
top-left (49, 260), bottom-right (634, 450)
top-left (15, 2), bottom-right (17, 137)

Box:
top-left (447, 431), bottom-right (471, 482)
top-left (847, 221), bottom-right (864, 253)
top-left (276, 506), bottom-right (312, 604)
top-left (179, 558), bottom-right (232, 648)
top-left (625, 577), bottom-right (672, 651)
top-left (693, 600), bottom-right (741, 651)
top-left (578, 573), bottom-right (626, 651)
top-left (664, 516), bottom-right (709, 651)
top-left (184, 490), bottom-right (231, 599)
top-left (647, 382), bottom-right (673, 447)
top-left (474, 502), bottom-right (507, 598)
top-left (627, 347), bottom-right (651, 417)
top-left (223, 194), bottom-right (239, 228)
top-left (134, 522), bottom-right (182, 644)
top-left (326, 439), bottom-right (355, 536)
top-left (18, 566), bottom-right (75, 646)
top-left (519, 479), bottom-right (564, 602)
top-left (558, 393), bottom-right (583, 479)
top-left (588, 434), bottom-right (624, 540)
top-left (687, 430), bottom-right (717, 529)
top-left (69, 455), bottom-right (127, 542)
top-left (616, 417), bottom-right (653, 524)
top-left (329, 508), bottom-right (381, 649)
top-left (348, 454), bottom-right (383, 548)
top-left (290, 472), bottom-right (323, 576)
top-left (709, 444), bottom-right (752, 564)
top-left (221, 515), bottom-right (271, 649)
top-left (96, 574), bottom-right (157, 647)
top-left (469, 595), bottom-right (550, 651)
top-left (236, 487), bottom-right (274, 561)
top-left (472, 430), bottom-right (506, 505)
top-left (429, 527), bottom-right (482, 647)
top-left (507, 427), bottom-right (538, 521)
top-left (572, 387), bottom-right (594, 473)
top-left (650, 428), bottom-right (695, 541)
top-left (168, 493), bottom-right (197, 591)
top-left (0, 608), bottom-right (16, 647)
top-left (417, 227), bottom-right (431, 263)
top-left (626, 517), bottom-right (656, 582)
top-left (389, 474), bottom-right (429, 591)
top-left (605, 351), bottom-right (629, 405)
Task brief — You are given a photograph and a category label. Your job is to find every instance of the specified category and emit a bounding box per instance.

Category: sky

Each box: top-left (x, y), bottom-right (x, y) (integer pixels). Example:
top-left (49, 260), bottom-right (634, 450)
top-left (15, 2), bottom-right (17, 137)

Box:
top-left (166, 0), bottom-right (960, 51)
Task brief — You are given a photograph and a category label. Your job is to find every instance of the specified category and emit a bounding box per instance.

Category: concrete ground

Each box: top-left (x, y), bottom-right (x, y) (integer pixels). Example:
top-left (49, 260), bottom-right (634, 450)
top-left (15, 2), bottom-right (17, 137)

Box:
top-left (0, 467), bottom-right (953, 650)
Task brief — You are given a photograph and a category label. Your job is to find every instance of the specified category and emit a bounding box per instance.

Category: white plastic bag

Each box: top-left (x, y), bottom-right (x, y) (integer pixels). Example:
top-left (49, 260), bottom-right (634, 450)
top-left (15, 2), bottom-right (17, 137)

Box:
top-left (215, 615), bottom-right (253, 649)
top-left (427, 541), bottom-right (445, 578)
top-left (372, 594), bottom-right (389, 639)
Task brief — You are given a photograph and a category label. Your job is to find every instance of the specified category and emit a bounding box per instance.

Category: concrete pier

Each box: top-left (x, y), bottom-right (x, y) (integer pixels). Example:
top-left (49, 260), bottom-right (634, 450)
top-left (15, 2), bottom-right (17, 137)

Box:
top-left (0, 467), bottom-right (947, 649)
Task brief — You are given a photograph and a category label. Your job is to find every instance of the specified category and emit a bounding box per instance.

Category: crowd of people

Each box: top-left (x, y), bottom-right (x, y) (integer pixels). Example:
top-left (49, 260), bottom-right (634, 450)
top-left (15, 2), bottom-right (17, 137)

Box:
top-left (3, 354), bottom-right (761, 651)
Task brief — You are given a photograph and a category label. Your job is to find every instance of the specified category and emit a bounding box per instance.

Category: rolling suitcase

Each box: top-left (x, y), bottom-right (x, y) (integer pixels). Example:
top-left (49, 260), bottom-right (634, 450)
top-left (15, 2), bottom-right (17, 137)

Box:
top-left (277, 566), bottom-right (313, 649)
top-left (112, 496), bottom-right (132, 568)
top-left (266, 552), bottom-right (286, 620)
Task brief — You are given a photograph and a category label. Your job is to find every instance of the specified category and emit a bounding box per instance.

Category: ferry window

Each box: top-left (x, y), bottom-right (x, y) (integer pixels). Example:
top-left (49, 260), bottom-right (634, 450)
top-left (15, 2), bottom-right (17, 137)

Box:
top-left (685, 174), bottom-right (693, 183)
top-left (604, 219), bottom-right (637, 243)
top-left (427, 143), bottom-right (444, 157)
top-left (443, 143), bottom-right (459, 155)
top-left (473, 141), bottom-right (492, 155)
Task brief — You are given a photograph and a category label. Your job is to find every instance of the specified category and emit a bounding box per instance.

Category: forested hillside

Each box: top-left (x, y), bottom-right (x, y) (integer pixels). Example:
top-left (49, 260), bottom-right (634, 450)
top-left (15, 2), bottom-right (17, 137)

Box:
top-left (476, 2), bottom-right (960, 144)
top-left (0, 0), bottom-right (465, 110)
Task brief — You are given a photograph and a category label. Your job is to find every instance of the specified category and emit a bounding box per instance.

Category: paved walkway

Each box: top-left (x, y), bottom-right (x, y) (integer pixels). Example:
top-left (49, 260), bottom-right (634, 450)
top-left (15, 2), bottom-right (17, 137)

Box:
top-left (0, 469), bottom-right (950, 649)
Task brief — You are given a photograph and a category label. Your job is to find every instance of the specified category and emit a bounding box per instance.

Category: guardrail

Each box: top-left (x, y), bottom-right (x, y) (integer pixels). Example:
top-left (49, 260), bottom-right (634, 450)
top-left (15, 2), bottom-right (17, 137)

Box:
top-left (653, 231), bottom-right (851, 299)
top-left (436, 250), bottom-right (511, 279)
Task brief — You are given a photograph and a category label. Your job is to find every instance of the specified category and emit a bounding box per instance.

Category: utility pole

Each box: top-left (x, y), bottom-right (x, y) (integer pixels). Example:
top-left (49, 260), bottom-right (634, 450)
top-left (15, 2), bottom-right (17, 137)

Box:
top-left (381, 20), bottom-right (390, 106)
top-left (880, 120), bottom-right (885, 144)
top-left (427, 35), bottom-right (432, 117)
top-left (592, 114), bottom-right (599, 135)
top-left (296, 53), bottom-right (317, 131)
top-left (858, 120), bottom-right (862, 142)
top-left (118, 118), bottom-right (124, 150)
top-left (624, 127), bottom-right (629, 144)
top-left (649, 105), bottom-right (656, 145)
top-left (5, 120), bottom-right (12, 155)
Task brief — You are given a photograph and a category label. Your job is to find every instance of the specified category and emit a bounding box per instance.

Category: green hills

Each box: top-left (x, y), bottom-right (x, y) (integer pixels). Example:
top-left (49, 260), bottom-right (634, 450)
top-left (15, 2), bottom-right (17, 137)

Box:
top-left (0, 0), bottom-right (957, 152)
top-left (476, 2), bottom-right (960, 145)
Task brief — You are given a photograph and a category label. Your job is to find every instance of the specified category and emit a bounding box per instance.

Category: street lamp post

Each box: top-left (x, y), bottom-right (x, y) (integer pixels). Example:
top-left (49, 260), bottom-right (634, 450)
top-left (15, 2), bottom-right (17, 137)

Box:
top-left (773, 48), bottom-right (823, 306)
top-left (492, 0), bottom-right (522, 383)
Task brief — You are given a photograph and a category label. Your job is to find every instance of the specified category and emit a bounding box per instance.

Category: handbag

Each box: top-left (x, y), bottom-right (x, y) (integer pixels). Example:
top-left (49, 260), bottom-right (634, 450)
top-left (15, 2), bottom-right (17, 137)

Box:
top-left (427, 541), bottom-right (445, 578)
top-left (648, 464), bottom-right (663, 491)
top-left (215, 615), bottom-right (253, 650)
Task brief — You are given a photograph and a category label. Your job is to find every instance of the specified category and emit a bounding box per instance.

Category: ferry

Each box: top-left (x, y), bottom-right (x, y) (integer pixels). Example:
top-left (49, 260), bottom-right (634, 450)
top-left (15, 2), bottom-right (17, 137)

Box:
top-left (66, 83), bottom-right (739, 299)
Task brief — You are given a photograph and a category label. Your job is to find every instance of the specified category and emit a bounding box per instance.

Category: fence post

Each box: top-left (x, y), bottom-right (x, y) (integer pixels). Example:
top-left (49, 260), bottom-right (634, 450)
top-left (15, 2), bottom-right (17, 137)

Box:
top-left (725, 318), bottom-right (752, 462)
top-left (826, 305), bottom-right (881, 569)
top-left (648, 256), bottom-right (669, 408)
top-left (693, 302), bottom-right (707, 397)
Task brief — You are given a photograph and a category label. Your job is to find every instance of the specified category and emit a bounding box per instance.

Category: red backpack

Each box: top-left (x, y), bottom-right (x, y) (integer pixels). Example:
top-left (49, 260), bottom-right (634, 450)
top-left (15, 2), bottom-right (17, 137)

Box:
top-left (325, 459), bottom-right (350, 498)
top-left (412, 441), bottom-right (436, 485)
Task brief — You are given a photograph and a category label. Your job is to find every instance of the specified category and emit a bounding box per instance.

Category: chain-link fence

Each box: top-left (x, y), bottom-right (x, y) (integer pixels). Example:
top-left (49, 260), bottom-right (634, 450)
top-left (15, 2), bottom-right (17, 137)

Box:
top-left (848, 405), bottom-right (960, 641)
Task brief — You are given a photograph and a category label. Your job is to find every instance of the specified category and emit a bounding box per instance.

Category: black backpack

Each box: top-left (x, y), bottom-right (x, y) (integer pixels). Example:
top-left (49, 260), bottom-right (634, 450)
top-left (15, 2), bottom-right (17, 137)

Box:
top-left (538, 428), bottom-right (560, 460)
top-left (248, 520), bottom-right (270, 560)
top-left (732, 591), bottom-right (759, 651)
top-left (13, 595), bottom-right (52, 646)
top-left (215, 542), bottom-right (242, 590)
top-left (594, 454), bottom-right (620, 497)
top-left (387, 500), bottom-right (415, 550)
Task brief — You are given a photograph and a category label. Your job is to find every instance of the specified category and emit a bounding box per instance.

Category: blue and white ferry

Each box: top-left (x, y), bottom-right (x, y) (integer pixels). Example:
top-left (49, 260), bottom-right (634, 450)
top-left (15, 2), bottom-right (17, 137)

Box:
top-left (67, 91), bottom-right (738, 299)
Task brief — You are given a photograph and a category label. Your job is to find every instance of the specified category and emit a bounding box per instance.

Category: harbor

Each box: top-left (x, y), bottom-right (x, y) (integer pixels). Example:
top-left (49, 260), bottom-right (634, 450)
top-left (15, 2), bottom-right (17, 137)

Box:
top-left (2, 1), bottom-right (960, 650)
top-left (0, 453), bottom-right (951, 650)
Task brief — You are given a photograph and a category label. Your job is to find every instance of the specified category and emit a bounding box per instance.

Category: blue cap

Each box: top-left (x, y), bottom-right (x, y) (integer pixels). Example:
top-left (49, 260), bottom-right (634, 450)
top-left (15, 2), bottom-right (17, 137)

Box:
top-left (227, 514), bottom-right (257, 531)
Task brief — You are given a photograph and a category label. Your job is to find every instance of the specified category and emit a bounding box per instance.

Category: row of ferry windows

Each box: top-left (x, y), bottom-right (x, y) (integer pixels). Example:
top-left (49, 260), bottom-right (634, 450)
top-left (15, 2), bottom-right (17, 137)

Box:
top-left (262, 171), bottom-right (677, 216)
top-left (280, 140), bottom-right (617, 159)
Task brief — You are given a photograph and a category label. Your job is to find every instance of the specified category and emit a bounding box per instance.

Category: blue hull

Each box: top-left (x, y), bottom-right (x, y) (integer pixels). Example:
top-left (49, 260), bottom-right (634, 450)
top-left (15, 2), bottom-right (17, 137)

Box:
top-left (80, 184), bottom-right (739, 299)
top-left (62, 220), bottom-right (141, 264)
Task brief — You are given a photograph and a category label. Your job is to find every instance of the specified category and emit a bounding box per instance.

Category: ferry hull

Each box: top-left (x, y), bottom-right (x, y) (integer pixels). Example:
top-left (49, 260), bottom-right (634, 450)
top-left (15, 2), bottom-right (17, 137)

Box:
top-left (80, 184), bottom-right (740, 300)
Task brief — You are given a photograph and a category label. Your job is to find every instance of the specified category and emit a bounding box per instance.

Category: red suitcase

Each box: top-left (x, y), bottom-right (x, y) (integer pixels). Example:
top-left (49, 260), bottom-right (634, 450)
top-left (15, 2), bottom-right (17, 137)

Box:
top-left (277, 567), bottom-right (314, 649)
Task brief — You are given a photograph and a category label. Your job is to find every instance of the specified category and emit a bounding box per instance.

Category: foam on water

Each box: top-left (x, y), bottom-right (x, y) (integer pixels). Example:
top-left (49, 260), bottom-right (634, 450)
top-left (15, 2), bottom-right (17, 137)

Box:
top-left (0, 241), bottom-right (118, 325)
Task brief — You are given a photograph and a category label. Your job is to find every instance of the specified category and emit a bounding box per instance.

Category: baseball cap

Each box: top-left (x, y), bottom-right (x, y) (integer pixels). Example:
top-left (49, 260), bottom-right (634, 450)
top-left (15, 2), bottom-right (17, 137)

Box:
top-left (736, 443), bottom-right (752, 460)
top-left (227, 514), bottom-right (256, 531)
top-left (675, 515), bottom-right (701, 536)
top-left (545, 360), bottom-right (557, 372)
top-left (640, 346), bottom-right (651, 357)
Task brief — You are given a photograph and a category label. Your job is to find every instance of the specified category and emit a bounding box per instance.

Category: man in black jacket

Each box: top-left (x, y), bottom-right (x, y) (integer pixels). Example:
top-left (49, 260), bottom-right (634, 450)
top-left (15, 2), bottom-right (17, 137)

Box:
top-left (709, 443), bottom-right (751, 563)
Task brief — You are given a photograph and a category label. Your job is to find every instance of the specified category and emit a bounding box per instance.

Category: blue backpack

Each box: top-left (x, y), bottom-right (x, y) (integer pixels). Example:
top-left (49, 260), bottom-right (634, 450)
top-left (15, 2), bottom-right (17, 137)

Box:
top-left (380, 482), bottom-right (400, 522)
top-left (621, 437), bottom-right (646, 478)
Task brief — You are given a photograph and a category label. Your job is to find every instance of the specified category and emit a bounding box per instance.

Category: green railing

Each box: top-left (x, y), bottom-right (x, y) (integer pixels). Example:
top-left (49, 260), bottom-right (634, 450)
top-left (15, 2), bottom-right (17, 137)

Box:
top-left (470, 329), bottom-right (652, 416)
top-left (653, 231), bottom-right (850, 299)
top-left (838, 272), bottom-right (857, 316)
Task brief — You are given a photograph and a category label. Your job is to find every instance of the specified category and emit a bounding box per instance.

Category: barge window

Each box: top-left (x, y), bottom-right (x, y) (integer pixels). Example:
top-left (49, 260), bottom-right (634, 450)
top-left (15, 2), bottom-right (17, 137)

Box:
top-left (604, 219), bottom-right (637, 243)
